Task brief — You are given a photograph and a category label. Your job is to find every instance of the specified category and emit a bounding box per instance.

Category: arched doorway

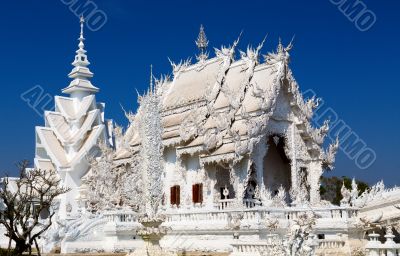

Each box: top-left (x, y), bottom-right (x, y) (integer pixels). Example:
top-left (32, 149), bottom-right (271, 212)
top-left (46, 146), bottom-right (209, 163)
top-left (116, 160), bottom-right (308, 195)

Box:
top-left (263, 135), bottom-right (291, 194)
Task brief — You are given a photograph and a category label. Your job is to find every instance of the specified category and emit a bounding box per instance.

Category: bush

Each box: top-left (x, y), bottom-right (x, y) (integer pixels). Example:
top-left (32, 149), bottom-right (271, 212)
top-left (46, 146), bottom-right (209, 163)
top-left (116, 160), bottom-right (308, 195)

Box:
top-left (0, 248), bottom-right (18, 256)
top-left (320, 176), bottom-right (369, 205)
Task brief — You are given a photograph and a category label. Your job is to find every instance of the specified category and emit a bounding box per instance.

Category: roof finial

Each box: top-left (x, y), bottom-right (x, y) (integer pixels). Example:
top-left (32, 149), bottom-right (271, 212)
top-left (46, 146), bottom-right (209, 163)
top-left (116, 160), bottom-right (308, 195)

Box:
top-left (277, 37), bottom-right (284, 54)
top-left (79, 16), bottom-right (85, 50)
top-left (73, 15), bottom-right (89, 67)
top-left (150, 64), bottom-right (154, 92)
top-left (195, 24), bottom-right (209, 62)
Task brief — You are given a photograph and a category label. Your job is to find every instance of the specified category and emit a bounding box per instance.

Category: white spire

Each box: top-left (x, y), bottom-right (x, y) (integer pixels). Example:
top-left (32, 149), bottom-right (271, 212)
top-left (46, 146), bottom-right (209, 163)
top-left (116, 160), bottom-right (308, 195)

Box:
top-left (62, 16), bottom-right (99, 97)
top-left (78, 16), bottom-right (86, 55)
top-left (150, 64), bottom-right (154, 90)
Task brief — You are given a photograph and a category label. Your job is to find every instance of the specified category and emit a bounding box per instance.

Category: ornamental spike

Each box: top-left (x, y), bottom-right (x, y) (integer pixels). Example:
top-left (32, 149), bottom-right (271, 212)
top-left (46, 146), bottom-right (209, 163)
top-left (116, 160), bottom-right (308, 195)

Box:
top-left (195, 24), bottom-right (209, 61)
top-left (150, 64), bottom-right (154, 93)
top-left (79, 16), bottom-right (85, 50)
top-left (277, 37), bottom-right (284, 54)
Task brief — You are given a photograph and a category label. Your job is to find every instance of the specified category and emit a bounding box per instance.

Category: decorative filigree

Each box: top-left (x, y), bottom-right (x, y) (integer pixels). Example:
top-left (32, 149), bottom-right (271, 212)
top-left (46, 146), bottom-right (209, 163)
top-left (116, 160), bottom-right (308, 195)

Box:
top-left (168, 57), bottom-right (192, 79)
top-left (195, 24), bottom-right (209, 62)
top-left (137, 86), bottom-right (164, 217)
top-left (84, 142), bottom-right (122, 211)
top-left (322, 137), bottom-right (339, 170)
top-left (352, 180), bottom-right (386, 208)
top-left (259, 211), bottom-right (317, 256)
top-left (264, 37), bottom-right (293, 65)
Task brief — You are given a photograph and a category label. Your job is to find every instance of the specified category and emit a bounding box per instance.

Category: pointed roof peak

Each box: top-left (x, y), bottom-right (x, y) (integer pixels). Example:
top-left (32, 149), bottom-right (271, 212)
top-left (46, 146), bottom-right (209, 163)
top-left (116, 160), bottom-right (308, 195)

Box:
top-left (62, 16), bottom-right (99, 96)
top-left (196, 24), bottom-right (208, 49)
top-left (150, 64), bottom-right (154, 92)
top-left (277, 36), bottom-right (294, 55)
top-left (277, 37), bottom-right (284, 53)
top-left (195, 24), bottom-right (209, 62)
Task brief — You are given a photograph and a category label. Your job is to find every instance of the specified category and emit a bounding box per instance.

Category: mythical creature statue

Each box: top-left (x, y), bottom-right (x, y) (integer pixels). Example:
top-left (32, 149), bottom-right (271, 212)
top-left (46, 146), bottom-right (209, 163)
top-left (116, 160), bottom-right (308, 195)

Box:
top-left (260, 211), bottom-right (317, 256)
top-left (340, 182), bottom-right (351, 207)
top-left (265, 217), bottom-right (279, 233)
top-left (228, 212), bottom-right (244, 239)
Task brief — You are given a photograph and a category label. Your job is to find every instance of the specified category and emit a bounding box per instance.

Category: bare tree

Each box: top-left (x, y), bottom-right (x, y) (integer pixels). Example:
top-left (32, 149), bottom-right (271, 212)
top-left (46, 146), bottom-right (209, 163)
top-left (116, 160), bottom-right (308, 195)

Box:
top-left (0, 160), bottom-right (70, 256)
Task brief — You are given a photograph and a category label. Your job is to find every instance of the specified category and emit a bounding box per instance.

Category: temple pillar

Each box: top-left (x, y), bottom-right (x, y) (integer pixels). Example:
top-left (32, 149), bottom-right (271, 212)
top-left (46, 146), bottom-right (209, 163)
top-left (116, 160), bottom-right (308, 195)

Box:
top-left (289, 123), bottom-right (299, 195)
top-left (309, 161), bottom-right (322, 205)
top-left (206, 168), bottom-right (217, 209)
top-left (253, 137), bottom-right (267, 190)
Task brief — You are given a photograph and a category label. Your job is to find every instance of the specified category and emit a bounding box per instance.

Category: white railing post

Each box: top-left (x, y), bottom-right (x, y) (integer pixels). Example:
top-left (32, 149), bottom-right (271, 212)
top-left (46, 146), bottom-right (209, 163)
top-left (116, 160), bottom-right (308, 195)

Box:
top-left (384, 226), bottom-right (396, 256)
top-left (365, 232), bottom-right (381, 256)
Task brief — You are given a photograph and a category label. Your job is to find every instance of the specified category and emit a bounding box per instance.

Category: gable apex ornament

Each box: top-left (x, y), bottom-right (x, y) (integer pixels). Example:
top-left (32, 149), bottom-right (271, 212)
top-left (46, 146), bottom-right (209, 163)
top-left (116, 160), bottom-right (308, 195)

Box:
top-left (195, 24), bottom-right (209, 62)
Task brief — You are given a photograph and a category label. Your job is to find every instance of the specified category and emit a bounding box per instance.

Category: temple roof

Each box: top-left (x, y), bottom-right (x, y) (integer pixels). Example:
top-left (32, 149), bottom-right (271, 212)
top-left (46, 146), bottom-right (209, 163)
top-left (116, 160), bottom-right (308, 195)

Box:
top-left (161, 58), bottom-right (281, 122)
top-left (162, 58), bottom-right (222, 110)
top-left (116, 34), bottom-right (337, 167)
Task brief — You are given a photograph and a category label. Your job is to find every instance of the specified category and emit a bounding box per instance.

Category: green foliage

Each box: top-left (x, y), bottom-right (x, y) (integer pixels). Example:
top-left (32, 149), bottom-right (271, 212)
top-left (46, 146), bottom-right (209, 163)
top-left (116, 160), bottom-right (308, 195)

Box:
top-left (320, 176), bottom-right (369, 205)
top-left (0, 248), bottom-right (18, 256)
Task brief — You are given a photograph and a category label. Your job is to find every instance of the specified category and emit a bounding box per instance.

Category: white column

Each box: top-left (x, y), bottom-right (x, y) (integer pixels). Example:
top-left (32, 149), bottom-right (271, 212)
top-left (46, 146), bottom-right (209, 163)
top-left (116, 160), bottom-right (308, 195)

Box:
top-left (254, 139), bottom-right (267, 190)
top-left (59, 170), bottom-right (80, 219)
top-left (290, 123), bottom-right (298, 194)
top-left (309, 161), bottom-right (322, 205)
top-left (206, 168), bottom-right (217, 209)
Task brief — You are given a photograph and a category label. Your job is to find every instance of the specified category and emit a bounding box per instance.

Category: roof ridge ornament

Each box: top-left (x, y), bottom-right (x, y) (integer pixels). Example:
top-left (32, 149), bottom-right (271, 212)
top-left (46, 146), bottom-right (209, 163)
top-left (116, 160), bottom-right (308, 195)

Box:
top-left (149, 64), bottom-right (154, 94)
top-left (264, 36), bottom-right (295, 65)
top-left (195, 24), bottom-right (209, 62)
top-left (277, 37), bottom-right (284, 54)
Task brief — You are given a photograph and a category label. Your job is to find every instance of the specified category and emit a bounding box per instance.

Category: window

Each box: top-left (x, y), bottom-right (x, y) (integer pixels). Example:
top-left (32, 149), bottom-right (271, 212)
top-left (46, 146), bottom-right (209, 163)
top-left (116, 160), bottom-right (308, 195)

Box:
top-left (192, 183), bottom-right (203, 204)
top-left (170, 185), bottom-right (180, 206)
top-left (318, 234), bottom-right (325, 240)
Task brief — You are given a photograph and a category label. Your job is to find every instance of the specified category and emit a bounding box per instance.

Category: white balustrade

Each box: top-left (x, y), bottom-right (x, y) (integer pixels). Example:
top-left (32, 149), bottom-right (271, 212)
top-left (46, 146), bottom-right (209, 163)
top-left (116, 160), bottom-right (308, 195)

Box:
top-left (103, 209), bottom-right (138, 223)
top-left (231, 240), bottom-right (275, 256)
top-left (217, 198), bottom-right (262, 210)
top-left (164, 206), bottom-right (359, 233)
top-left (218, 199), bottom-right (236, 210)
top-left (317, 239), bottom-right (345, 249)
top-left (232, 234), bottom-right (316, 256)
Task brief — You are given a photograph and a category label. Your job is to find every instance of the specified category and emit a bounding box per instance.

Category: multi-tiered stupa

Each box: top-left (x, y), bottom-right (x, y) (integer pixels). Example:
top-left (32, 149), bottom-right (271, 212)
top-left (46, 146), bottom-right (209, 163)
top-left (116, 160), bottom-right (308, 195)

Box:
top-left (34, 17), bottom-right (112, 219)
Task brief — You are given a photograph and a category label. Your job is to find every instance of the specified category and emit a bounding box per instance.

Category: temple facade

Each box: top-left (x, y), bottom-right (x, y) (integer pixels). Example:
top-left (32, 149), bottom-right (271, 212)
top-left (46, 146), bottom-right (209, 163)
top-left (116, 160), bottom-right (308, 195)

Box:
top-left (3, 19), bottom-right (400, 256)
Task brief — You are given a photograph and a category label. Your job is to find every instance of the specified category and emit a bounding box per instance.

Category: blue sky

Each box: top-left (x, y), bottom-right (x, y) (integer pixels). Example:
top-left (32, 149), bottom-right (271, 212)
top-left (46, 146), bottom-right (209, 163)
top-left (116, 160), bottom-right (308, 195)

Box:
top-left (0, 0), bottom-right (399, 186)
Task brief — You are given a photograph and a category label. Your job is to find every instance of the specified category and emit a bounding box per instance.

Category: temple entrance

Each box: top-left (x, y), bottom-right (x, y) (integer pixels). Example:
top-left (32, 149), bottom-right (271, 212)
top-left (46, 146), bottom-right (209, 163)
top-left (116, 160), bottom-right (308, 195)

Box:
top-left (214, 166), bottom-right (235, 200)
top-left (263, 135), bottom-right (291, 194)
top-left (244, 164), bottom-right (257, 199)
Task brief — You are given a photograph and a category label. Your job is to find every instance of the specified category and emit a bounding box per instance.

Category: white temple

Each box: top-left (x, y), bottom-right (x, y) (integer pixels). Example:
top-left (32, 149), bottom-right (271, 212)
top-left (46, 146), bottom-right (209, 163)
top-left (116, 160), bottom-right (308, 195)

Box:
top-left (3, 18), bottom-right (400, 256)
